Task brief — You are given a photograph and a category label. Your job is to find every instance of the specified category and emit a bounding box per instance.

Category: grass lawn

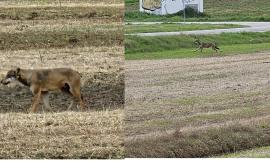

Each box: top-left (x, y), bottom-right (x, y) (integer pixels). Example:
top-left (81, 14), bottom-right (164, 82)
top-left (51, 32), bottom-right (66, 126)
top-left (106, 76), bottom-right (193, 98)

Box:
top-left (125, 23), bottom-right (244, 34)
top-left (125, 0), bottom-right (270, 22)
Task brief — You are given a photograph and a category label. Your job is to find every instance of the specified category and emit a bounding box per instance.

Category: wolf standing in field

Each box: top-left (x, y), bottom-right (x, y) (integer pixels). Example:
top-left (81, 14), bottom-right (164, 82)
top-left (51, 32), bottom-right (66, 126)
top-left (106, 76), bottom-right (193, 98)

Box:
top-left (0, 68), bottom-right (85, 113)
top-left (194, 39), bottom-right (220, 53)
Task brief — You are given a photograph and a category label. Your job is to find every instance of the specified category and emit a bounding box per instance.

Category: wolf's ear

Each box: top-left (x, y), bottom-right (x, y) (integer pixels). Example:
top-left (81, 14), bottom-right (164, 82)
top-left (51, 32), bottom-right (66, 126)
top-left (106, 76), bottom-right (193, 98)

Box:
top-left (16, 67), bottom-right (20, 74)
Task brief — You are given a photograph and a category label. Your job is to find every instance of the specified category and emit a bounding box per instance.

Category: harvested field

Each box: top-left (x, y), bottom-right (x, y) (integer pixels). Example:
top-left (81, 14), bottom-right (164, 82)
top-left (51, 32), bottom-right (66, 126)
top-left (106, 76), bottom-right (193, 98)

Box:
top-left (0, 20), bottom-right (122, 33)
top-left (125, 52), bottom-right (270, 157)
top-left (0, 20), bottom-right (123, 50)
top-left (0, 110), bottom-right (123, 159)
top-left (0, 0), bottom-right (124, 22)
top-left (0, 6), bottom-right (123, 21)
top-left (0, 0), bottom-right (124, 159)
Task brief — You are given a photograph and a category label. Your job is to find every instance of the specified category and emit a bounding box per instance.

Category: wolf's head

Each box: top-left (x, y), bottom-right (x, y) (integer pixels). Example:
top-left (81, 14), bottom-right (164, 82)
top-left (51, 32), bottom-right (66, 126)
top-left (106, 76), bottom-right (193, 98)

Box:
top-left (1, 68), bottom-right (20, 85)
top-left (194, 39), bottom-right (201, 45)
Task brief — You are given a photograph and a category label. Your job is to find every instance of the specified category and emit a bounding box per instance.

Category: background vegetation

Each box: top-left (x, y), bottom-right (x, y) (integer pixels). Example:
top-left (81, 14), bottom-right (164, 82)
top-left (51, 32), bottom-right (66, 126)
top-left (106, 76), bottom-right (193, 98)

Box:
top-left (125, 0), bottom-right (270, 22)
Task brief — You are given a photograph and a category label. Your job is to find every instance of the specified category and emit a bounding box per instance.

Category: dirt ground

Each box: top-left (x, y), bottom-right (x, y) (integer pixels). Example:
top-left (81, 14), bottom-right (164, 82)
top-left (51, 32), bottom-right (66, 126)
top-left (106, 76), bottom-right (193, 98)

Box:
top-left (125, 52), bottom-right (270, 138)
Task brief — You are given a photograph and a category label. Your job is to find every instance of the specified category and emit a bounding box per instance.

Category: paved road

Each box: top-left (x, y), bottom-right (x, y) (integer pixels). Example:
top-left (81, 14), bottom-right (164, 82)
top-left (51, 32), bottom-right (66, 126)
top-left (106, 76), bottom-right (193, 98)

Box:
top-left (126, 22), bottom-right (270, 36)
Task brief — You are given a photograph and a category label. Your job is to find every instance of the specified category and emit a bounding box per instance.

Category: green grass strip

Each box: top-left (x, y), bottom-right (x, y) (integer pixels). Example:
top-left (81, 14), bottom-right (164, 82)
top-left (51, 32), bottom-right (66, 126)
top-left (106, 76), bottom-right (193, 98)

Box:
top-left (126, 43), bottom-right (270, 60)
top-left (125, 32), bottom-right (270, 55)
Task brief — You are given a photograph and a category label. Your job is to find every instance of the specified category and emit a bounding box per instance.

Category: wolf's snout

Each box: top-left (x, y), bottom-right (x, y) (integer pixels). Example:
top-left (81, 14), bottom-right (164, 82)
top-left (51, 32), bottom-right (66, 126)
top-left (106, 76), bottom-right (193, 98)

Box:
top-left (1, 78), bottom-right (11, 85)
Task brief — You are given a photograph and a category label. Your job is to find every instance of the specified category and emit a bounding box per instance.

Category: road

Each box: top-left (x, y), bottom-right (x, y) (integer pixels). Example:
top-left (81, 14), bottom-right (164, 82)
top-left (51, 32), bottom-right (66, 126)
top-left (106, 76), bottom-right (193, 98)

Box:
top-left (126, 22), bottom-right (270, 36)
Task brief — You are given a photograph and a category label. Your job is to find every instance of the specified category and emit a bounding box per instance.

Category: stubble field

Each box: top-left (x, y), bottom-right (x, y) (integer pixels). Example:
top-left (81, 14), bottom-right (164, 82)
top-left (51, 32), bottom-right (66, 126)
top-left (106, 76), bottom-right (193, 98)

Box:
top-left (125, 52), bottom-right (270, 157)
top-left (0, 0), bottom-right (124, 159)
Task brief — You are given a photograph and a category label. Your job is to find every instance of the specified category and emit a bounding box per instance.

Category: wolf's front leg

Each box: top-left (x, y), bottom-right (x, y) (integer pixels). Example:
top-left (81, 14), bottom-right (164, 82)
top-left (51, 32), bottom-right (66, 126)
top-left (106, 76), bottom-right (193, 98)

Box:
top-left (194, 48), bottom-right (200, 52)
top-left (30, 89), bottom-right (41, 113)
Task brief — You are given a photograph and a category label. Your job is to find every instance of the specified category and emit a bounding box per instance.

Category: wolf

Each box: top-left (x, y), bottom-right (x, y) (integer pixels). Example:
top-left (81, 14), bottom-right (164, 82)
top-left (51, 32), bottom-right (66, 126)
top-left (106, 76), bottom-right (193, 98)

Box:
top-left (194, 39), bottom-right (220, 53)
top-left (1, 68), bottom-right (85, 113)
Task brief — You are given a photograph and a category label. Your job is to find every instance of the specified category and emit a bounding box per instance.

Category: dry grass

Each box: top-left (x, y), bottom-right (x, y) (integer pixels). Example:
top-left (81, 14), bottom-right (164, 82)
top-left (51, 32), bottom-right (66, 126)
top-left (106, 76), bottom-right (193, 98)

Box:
top-left (0, 29), bottom-right (123, 50)
top-left (0, 1), bottom-right (124, 21)
top-left (0, 109), bottom-right (123, 159)
top-left (0, 20), bottom-right (122, 33)
top-left (0, 7), bottom-right (123, 21)
top-left (125, 53), bottom-right (270, 157)
top-left (219, 146), bottom-right (270, 158)
top-left (0, 20), bottom-right (123, 50)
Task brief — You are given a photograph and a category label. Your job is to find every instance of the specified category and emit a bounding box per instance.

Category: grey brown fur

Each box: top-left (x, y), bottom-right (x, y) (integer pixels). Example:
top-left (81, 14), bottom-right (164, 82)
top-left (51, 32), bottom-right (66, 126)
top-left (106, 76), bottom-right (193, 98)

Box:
top-left (194, 39), bottom-right (220, 53)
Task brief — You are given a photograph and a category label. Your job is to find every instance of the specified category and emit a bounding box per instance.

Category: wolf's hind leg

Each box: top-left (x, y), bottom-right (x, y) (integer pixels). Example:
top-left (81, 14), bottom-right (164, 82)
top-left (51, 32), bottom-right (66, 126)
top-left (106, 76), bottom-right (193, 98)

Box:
top-left (42, 92), bottom-right (51, 110)
top-left (68, 100), bottom-right (74, 110)
top-left (70, 87), bottom-right (85, 111)
top-left (61, 83), bottom-right (74, 110)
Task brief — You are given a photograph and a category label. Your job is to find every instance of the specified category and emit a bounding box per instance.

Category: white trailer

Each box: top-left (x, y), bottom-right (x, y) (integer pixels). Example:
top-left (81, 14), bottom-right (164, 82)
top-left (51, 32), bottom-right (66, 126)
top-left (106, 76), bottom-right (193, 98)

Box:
top-left (139, 0), bottom-right (203, 15)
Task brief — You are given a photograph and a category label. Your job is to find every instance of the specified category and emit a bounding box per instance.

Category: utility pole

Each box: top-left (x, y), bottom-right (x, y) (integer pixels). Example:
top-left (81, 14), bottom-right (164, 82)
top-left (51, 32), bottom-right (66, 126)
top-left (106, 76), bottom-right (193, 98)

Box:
top-left (182, 0), bottom-right (186, 22)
